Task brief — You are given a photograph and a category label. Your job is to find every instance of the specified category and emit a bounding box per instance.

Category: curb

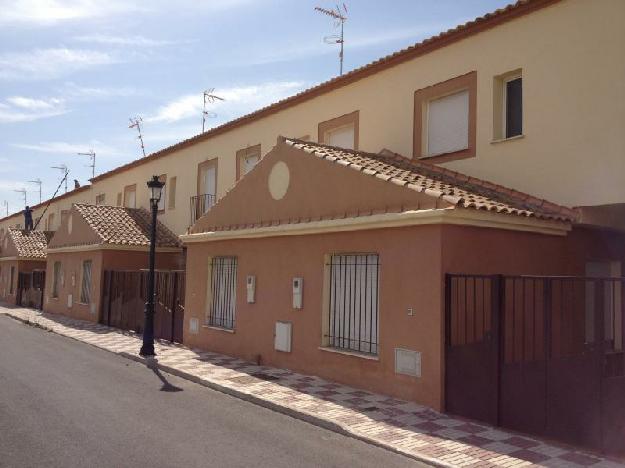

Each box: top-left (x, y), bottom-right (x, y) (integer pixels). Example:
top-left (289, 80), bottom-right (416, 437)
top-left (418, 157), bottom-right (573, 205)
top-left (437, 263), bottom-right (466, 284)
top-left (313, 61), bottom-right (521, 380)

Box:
top-left (3, 310), bottom-right (446, 467)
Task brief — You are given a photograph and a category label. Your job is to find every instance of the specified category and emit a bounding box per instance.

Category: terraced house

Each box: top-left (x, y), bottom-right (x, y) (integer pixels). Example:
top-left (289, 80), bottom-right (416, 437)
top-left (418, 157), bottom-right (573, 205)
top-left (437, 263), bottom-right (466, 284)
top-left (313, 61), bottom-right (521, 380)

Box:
top-left (0, 0), bottom-right (623, 456)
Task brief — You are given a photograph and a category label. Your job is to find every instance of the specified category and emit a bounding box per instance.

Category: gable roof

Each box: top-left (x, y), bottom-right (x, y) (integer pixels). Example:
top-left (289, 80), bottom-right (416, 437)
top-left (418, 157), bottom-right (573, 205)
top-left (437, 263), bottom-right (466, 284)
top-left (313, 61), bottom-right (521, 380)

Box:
top-left (285, 139), bottom-right (578, 222)
top-left (90, 0), bottom-right (560, 184)
top-left (49, 204), bottom-right (181, 249)
top-left (4, 228), bottom-right (52, 259)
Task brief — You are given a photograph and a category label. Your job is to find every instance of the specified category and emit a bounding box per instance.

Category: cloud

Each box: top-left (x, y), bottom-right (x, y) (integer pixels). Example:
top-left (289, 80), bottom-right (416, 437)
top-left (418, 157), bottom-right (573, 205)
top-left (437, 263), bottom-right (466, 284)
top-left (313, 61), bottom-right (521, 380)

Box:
top-left (0, 48), bottom-right (118, 80)
top-left (0, 96), bottom-right (68, 123)
top-left (0, 0), bottom-right (142, 24)
top-left (10, 140), bottom-right (123, 157)
top-left (59, 82), bottom-right (139, 100)
top-left (146, 81), bottom-right (307, 124)
top-left (73, 34), bottom-right (184, 47)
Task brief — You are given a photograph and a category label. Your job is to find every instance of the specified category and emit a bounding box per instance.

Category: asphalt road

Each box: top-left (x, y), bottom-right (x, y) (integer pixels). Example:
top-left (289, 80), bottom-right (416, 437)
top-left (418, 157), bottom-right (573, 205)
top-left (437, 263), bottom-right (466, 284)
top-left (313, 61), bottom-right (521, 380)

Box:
top-left (0, 315), bottom-right (423, 468)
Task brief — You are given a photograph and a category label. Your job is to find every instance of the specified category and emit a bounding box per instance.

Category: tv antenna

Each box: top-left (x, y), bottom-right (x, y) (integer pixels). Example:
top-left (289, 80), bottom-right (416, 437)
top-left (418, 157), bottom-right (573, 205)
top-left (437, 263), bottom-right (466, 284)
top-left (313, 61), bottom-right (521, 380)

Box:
top-left (315, 4), bottom-right (348, 76)
top-left (129, 116), bottom-right (146, 158)
top-left (51, 164), bottom-right (69, 193)
top-left (13, 188), bottom-right (27, 207)
top-left (202, 89), bottom-right (224, 133)
top-left (77, 150), bottom-right (96, 178)
top-left (2, 200), bottom-right (8, 217)
top-left (28, 178), bottom-right (42, 203)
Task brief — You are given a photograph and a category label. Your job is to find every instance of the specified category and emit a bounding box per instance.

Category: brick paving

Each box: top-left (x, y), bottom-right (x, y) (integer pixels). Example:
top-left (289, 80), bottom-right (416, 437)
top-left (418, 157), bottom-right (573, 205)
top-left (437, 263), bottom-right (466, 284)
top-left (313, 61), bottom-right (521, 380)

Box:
top-left (1, 305), bottom-right (622, 468)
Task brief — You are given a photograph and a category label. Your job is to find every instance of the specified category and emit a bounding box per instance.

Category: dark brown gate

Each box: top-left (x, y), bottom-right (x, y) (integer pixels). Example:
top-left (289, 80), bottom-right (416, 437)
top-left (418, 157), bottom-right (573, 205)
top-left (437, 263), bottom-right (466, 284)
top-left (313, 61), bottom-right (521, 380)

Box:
top-left (101, 270), bottom-right (185, 343)
top-left (17, 270), bottom-right (45, 310)
top-left (445, 274), bottom-right (625, 456)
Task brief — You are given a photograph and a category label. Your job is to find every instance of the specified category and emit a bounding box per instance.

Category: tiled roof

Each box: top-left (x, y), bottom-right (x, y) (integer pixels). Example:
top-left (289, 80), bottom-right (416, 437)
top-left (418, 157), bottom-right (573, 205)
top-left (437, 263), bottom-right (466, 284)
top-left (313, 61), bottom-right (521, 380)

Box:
top-left (89, 0), bottom-right (559, 185)
top-left (73, 204), bottom-right (181, 248)
top-left (284, 139), bottom-right (578, 222)
top-left (7, 228), bottom-right (52, 259)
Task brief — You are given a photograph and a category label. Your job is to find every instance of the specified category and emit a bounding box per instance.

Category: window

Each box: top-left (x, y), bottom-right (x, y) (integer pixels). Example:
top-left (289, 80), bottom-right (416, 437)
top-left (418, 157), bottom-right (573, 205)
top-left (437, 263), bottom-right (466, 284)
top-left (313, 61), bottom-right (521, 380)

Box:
top-left (207, 257), bottom-right (237, 330)
top-left (116, 192), bottom-right (122, 206)
top-left (236, 144), bottom-right (261, 180)
top-left (318, 111), bottom-right (359, 150)
top-left (413, 71), bottom-right (476, 162)
top-left (493, 70), bottom-right (523, 140)
top-left (95, 193), bottom-right (106, 205)
top-left (123, 184), bottom-right (136, 208)
top-left (504, 76), bottom-right (522, 138)
top-left (48, 213), bottom-right (55, 231)
top-left (426, 90), bottom-right (469, 156)
top-left (157, 174), bottom-right (166, 212)
top-left (168, 176), bottom-right (177, 210)
top-left (326, 254), bottom-right (379, 355)
top-left (60, 210), bottom-right (69, 226)
top-left (585, 261), bottom-right (622, 351)
top-left (196, 159), bottom-right (217, 216)
top-left (52, 261), bottom-right (61, 298)
top-left (80, 260), bottom-right (92, 304)
top-left (9, 266), bottom-right (14, 294)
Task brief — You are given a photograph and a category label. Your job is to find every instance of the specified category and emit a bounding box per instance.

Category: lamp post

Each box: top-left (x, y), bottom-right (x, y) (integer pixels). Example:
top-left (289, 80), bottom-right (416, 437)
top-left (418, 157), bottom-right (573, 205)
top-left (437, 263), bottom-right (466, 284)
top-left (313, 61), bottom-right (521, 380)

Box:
top-left (140, 175), bottom-right (165, 357)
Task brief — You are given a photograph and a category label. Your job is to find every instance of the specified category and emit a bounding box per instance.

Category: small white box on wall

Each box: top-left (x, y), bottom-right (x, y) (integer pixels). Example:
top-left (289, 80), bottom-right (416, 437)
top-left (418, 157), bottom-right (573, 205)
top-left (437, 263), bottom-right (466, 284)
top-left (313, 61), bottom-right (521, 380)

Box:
top-left (189, 318), bottom-right (199, 334)
top-left (292, 277), bottom-right (303, 309)
top-left (246, 275), bottom-right (256, 303)
top-left (275, 321), bottom-right (292, 352)
top-left (395, 348), bottom-right (421, 378)
top-left (67, 294), bottom-right (73, 308)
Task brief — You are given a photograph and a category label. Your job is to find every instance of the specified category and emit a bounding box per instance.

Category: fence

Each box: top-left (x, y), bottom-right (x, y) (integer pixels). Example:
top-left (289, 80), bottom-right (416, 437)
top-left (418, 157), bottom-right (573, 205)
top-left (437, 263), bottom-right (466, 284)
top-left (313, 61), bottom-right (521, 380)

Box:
top-left (101, 270), bottom-right (185, 343)
top-left (17, 270), bottom-right (45, 310)
top-left (445, 274), bottom-right (625, 456)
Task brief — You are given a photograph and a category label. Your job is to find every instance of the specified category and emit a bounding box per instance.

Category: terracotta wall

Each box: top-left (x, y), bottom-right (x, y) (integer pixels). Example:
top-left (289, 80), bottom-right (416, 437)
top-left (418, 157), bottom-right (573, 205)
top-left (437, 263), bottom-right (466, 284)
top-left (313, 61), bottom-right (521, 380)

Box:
top-left (44, 249), bottom-right (184, 323)
top-left (184, 225), bottom-right (446, 410)
top-left (0, 259), bottom-right (46, 305)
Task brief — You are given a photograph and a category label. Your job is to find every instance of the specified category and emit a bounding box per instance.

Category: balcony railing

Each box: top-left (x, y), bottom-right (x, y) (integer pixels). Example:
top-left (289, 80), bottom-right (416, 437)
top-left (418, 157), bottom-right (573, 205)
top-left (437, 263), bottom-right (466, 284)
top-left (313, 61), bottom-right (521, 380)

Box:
top-left (190, 193), bottom-right (216, 225)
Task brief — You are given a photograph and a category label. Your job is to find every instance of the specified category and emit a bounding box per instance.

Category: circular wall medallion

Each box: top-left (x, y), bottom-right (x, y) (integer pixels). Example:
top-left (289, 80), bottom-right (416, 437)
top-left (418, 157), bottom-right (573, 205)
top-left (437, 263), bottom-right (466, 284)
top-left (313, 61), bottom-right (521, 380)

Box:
top-left (67, 213), bottom-right (73, 235)
top-left (268, 161), bottom-right (290, 201)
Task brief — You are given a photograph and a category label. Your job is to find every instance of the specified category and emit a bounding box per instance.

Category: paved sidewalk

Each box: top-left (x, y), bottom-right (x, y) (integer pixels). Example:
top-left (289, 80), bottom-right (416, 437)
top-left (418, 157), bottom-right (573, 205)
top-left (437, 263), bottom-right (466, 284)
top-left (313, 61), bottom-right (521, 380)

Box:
top-left (1, 306), bottom-right (622, 468)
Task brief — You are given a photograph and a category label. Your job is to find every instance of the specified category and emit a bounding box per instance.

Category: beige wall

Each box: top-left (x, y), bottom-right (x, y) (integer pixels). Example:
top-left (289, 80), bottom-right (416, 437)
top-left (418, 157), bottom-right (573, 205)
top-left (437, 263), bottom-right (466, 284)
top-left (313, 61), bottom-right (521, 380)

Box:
top-left (1, 0), bottom-right (623, 236)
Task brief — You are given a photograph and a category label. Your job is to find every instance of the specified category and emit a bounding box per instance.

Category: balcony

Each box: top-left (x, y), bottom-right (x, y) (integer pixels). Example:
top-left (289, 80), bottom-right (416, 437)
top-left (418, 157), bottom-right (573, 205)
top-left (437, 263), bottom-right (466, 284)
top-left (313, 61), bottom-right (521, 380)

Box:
top-left (190, 193), bottom-right (216, 225)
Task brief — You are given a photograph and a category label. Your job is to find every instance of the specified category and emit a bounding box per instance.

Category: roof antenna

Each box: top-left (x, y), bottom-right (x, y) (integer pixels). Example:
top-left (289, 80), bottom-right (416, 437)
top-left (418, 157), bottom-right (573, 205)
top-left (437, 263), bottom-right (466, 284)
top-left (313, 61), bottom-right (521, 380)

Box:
top-left (129, 116), bottom-right (146, 158)
top-left (77, 149), bottom-right (96, 178)
top-left (28, 178), bottom-right (42, 204)
top-left (51, 164), bottom-right (69, 193)
top-left (13, 188), bottom-right (27, 207)
top-left (2, 201), bottom-right (8, 217)
top-left (315, 3), bottom-right (348, 76)
top-left (202, 89), bottom-right (224, 133)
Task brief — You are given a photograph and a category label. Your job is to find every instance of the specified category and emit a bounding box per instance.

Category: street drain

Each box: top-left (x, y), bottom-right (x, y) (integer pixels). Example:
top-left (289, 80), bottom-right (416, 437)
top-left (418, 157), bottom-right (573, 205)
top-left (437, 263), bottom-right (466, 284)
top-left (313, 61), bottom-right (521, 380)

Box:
top-left (251, 373), bottom-right (280, 381)
top-left (363, 406), bottom-right (379, 412)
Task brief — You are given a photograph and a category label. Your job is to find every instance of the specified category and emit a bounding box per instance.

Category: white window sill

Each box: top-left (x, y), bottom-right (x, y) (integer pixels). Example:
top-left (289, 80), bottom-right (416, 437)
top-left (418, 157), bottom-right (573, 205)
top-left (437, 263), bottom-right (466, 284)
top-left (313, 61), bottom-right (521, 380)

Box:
top-left (318, 346), bottom-right (379, 361)
top-left (202, 324), bottom-right (235, 334)
top-left (491, 134), bottom-right (524, 144)
top-left (419, 147), bottom-right (469, 160)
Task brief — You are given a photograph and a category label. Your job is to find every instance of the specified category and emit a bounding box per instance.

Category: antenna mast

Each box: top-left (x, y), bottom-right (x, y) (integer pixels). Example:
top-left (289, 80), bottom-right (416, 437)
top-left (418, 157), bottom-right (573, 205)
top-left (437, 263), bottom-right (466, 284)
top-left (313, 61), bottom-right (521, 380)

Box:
top-left (51, 164), bottom-right (69, 193)
top-left (77, 150), bottom-right (96, 178)
top-left (13, 188), bottom-right (27, 207)
top-left (202, 89), bottom-right (224, 133)
top-left (129, 116), bottom-right (146, 158)
top-left (28, 178), bottom-right (42, 203)
top-left (315, 4), bottom-right (348, 75)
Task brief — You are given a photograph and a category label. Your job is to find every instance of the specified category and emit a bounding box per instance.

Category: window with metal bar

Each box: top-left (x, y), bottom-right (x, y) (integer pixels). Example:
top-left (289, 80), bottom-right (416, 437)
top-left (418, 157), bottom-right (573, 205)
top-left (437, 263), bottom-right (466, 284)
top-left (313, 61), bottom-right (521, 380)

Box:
top-left (80, 260), bottom-right (92, 304)
top-left (208, 257), bottom-right (237, 330)
top-left (327, 254), bottom-right (379, 355)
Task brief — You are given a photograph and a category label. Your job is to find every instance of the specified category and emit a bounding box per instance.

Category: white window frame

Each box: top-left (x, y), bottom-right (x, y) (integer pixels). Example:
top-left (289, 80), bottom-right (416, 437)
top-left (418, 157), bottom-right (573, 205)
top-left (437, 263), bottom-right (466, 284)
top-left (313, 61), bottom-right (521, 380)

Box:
top-left (502, 74), bottom-right (522, 139)
top-left (206, 256), bottom-right (237, 330)
top-left (324, 123), bottom-right (356, 150)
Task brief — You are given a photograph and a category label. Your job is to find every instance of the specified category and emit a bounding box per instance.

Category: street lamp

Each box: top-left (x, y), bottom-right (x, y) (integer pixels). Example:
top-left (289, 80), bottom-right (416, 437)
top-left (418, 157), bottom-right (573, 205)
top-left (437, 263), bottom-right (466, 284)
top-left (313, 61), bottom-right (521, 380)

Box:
top-left (140, 175), bottom-right (165, 357)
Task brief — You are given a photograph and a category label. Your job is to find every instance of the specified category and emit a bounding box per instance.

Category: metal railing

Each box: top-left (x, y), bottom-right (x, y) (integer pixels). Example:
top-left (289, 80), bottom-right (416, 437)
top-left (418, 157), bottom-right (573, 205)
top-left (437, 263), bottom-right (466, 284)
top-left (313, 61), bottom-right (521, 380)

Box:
top-left (208, 257), bottom-right (237, 330)
top-left (190, 193), bottom-right (216, 225)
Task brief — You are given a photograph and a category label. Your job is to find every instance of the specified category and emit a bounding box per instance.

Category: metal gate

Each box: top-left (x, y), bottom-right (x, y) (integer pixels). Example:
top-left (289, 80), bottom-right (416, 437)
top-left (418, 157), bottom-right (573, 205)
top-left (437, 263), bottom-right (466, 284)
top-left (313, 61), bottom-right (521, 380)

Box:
top-left (445, 274), bottom-right (625, 456)
top-left (101, 270), bottom-right (185, 343)
top-left (17, 270), bottom-right (45, 310)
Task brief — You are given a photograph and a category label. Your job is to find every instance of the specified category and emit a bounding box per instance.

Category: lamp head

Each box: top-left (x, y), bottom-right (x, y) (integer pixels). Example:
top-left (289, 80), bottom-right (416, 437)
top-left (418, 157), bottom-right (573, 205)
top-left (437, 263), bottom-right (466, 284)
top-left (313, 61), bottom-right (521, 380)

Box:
top-left (147, 175), bottom-right (165, 206)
